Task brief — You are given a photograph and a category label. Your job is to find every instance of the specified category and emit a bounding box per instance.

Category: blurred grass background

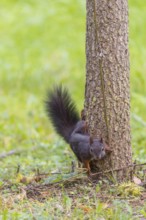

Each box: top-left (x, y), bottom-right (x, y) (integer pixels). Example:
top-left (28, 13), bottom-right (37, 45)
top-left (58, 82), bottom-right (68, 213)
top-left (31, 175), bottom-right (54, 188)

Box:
top-left (0, 0), bottom-right (146, 219)
top-left (0, 0), bottom-right (146, 179)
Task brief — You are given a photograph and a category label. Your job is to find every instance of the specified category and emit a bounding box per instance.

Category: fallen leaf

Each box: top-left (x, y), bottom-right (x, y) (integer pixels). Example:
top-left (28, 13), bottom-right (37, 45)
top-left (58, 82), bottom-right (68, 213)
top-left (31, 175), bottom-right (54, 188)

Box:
top-left (78, 205), bottom-right (93, 213)
top-left (133, 176), bottom-right (142, 185)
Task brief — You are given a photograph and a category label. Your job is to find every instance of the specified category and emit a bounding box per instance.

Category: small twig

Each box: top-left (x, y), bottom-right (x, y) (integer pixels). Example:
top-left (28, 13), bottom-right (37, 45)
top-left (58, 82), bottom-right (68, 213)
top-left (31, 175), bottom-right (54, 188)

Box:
top-left (91, 163), bottom-right (146, 177)
top-left (0, 146), bottom-right (41, 160)
top-left (36, 168), bottom-right (40, 175)
top-left (43, 174), bottom-right (88, 187)
top-left (16, 164), bottom-right (21, 174)
top-left (132, 114), bottom-right (146, 127)
top-left (71, 161), bottom-right (76, 173)
top-left (0, 150), bottom-right (19, 159)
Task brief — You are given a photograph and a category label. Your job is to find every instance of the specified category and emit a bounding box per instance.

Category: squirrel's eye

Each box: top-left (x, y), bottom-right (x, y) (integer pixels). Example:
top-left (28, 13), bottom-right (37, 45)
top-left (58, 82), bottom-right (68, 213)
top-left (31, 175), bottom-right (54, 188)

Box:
top-left (102, 147), bottom-right (104, 151)
top-left (90, 148), bottom-right (93, 152)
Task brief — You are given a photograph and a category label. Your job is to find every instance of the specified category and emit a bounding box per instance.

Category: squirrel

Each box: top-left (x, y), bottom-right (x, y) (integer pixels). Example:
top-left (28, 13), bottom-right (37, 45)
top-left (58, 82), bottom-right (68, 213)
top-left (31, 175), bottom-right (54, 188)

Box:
top-left (45, 85), bottom-right (106, 174)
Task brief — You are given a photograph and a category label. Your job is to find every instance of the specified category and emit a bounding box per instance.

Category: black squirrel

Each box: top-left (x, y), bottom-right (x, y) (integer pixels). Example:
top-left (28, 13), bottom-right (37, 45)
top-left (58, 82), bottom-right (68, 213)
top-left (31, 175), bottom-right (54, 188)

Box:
top-left (45, 85), bottom-right (106, 174)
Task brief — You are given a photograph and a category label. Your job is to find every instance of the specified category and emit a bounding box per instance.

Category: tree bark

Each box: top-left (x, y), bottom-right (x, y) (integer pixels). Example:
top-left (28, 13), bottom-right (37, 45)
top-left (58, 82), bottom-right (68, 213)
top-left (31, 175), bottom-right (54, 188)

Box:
top-left (84, 0), bottom-right (132, 181)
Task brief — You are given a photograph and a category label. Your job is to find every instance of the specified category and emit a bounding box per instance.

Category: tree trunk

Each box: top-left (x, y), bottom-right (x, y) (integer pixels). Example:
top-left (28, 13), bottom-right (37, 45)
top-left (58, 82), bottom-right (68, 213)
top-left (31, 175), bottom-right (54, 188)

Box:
top-left (84, 0), bottom-right (132, 182)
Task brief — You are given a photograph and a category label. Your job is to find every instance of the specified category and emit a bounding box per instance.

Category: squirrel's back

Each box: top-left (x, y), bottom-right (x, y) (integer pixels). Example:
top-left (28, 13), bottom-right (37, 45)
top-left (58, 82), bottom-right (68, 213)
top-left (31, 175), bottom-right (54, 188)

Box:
top-left (45, 85), bottom-right (80, 143)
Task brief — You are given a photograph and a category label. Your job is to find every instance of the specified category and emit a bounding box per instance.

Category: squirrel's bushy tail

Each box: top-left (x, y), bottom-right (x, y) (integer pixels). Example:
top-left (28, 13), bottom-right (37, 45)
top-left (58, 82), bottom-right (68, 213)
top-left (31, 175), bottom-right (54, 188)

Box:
top-left (45, 85), bottom-right (80, 143)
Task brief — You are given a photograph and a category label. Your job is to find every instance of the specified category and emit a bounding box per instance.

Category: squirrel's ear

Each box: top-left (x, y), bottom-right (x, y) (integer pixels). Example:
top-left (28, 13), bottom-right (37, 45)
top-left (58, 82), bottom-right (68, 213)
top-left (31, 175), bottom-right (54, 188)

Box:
top-left (89, 136), bottom-right (93, 145)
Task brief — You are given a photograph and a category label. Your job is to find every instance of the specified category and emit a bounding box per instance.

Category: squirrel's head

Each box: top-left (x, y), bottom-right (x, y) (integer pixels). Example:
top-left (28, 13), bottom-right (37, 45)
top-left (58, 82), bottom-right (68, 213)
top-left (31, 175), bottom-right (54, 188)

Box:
top-left (89, 137), bottom-right (106, 160)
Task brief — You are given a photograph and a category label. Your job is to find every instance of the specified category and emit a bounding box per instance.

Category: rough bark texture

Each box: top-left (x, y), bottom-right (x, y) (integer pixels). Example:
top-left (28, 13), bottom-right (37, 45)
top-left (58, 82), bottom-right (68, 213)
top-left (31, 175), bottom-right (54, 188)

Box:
top-left (84, 0), bottom-right (132, 181)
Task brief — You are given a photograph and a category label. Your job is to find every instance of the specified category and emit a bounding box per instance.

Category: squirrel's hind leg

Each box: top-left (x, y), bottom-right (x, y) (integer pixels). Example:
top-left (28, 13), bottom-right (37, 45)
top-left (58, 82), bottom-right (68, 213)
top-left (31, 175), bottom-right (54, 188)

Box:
top-left (83, 160), bottom-right (91, 175)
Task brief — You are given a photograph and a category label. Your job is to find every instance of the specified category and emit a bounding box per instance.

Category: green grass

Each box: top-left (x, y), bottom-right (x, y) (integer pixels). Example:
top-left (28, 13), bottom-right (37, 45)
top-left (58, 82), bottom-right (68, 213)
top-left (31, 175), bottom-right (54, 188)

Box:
top-left (0, 0), bottom-right (146, 219)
